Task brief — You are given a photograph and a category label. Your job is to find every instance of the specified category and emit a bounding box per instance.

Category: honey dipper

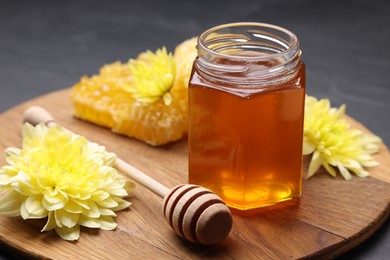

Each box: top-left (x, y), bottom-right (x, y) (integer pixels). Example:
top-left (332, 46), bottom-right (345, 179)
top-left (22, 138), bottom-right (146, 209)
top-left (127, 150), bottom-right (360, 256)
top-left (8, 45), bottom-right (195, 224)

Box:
top-left (23, 106), bottom-right (233, 245)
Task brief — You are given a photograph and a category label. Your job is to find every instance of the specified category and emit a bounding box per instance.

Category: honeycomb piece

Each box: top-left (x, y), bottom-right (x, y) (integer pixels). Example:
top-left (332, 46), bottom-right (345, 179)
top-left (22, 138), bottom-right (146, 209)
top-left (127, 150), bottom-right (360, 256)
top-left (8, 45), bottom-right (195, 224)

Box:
top-left (71, 37), bottom-right (197, 146)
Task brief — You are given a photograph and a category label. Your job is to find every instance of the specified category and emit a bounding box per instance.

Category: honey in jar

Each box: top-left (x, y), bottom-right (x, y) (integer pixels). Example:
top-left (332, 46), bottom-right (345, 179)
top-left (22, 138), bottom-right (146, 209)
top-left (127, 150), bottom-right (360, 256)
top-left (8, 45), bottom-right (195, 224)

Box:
top-left (188, 23), bottom-right (305, 210)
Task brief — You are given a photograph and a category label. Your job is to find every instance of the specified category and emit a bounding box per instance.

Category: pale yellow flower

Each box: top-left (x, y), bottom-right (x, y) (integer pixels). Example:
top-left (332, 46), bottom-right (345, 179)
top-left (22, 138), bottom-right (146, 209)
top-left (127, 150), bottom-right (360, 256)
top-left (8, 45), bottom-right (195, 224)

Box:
top-left (0, 123), bottom-right (134, 240)
top-left (303, 96), bottom-right (382, 180)
top-left (121, 47), bottom-right (175, 105)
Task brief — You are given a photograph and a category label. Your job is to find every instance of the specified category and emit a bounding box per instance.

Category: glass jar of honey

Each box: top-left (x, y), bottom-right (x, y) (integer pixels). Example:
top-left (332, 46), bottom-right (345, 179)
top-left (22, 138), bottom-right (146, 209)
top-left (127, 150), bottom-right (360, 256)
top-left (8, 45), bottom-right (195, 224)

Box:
top-left (188, 22), bottom-right (305, 210)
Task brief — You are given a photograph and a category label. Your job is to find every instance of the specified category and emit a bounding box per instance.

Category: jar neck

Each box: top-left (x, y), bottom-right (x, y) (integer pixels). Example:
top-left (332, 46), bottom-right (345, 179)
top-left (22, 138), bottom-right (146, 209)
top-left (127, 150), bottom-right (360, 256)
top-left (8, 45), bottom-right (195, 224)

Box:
top-left (195, 22), bottom-right (301, 88)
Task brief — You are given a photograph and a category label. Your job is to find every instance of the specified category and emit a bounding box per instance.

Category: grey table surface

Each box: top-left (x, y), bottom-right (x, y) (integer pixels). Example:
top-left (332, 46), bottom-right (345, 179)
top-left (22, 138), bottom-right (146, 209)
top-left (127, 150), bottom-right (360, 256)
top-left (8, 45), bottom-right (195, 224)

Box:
top-left (0, 0), bottom-right (389, 259)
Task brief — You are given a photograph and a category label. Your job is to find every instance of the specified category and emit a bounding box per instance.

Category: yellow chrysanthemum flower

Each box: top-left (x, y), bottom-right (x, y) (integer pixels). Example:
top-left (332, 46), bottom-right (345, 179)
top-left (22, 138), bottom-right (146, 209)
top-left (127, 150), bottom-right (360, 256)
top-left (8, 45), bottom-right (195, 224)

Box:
top-left (121, 47), bottom-right (175, 105)
top-left (0, 123), bottom-right (134, 241)
top-left (303, 96), bottom-right (382, 180)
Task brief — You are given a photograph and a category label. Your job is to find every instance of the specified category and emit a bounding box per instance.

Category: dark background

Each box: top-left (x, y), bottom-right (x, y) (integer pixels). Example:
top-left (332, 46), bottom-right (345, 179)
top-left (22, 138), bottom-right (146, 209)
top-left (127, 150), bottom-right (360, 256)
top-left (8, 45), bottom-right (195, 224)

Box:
top-left (0, 0), bottom-right (389, 259)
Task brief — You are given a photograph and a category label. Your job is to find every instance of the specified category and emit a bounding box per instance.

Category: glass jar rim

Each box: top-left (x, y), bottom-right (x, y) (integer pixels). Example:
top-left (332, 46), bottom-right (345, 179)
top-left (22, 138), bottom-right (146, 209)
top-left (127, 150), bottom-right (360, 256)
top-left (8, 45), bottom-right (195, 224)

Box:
top-left (197, 22), bottom-right (300, 61)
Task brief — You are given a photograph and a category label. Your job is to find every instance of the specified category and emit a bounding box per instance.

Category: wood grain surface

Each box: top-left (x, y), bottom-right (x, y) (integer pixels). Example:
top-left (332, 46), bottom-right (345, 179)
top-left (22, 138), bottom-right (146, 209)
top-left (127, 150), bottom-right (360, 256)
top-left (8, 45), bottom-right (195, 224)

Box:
top-left (0, 89), bottom-right (389, 259)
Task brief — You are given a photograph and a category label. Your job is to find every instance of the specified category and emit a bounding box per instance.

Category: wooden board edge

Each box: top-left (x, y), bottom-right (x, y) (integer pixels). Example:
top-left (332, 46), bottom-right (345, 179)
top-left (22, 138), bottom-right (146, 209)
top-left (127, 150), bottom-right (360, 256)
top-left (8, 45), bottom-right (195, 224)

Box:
top-left (337, 208), bottom-right (390, 259)
top-left (307, 200), bottom-right (390, 259)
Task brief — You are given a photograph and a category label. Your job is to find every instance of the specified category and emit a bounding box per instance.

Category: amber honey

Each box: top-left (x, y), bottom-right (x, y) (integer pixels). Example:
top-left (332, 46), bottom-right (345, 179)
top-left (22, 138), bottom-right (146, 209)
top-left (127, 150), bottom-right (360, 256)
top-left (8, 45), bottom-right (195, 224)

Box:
top-left (188, 23), bottom-right (305, 210)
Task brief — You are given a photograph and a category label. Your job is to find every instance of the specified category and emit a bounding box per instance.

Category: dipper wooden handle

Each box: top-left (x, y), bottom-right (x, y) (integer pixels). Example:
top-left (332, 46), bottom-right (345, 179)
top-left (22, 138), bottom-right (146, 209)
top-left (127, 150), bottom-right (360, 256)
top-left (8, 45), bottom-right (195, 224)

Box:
top-left (23, 106), bottom-right (233, 245)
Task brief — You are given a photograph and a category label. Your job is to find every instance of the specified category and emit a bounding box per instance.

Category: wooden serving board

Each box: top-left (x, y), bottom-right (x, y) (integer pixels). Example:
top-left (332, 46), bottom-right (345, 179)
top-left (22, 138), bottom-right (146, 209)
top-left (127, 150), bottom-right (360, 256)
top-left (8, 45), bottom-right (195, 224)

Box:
top-left (0, 89), bottom-right (389, 259)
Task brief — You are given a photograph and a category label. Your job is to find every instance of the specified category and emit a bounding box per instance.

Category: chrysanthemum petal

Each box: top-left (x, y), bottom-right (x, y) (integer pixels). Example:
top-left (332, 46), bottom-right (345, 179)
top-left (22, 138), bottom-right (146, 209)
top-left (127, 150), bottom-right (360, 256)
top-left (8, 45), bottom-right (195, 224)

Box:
top-left (0, 191), bottom-right (23, 216)
top-left (99, 208), bottom-right (117, 217)
top-left (104, 152), bottom-right (117, 166)
top-left (57, 209), bottom-right (79, 228)
top-left (42, 211), bottom-right (57, 231)
top-left (112, 199), bottom-right (131, 211)
top-left (307, 151), bottom-right (323, 178)
top-left (54, 210), bottom-right (64, 228)
top-left (73, 199), bottom-right (90, 210)
top-left (361, 160), bottom-right (380, 168)
top-left (361, 135), bottom-right (382, 154)
top-left (5, 147), bottom-right (21, 158)
top-left (354, 169), bottom-right (370, 178)
top-left (322, 161), bottom-right (337, 177)
top-left (25, 195), bottom-right (47, 218)
top-left (1, 165), bottom-right (19, 175)
top-left (83, 201), bottom-right (100, 218)
top-left (22, 123), bottom-right (37, 142)
top-left (96, 197), bottom-right (119, 208)
top-left (10, 171), bottom-right (35, 195)
top-left (337, 162), bottom-right (352, 180)
top-left (55, 225), bottom-right (80, 241)
top-left (91, 190), bottom-right (110, 201)
top-left (20, 201), bottom-right (28, 219)
top-left (63, 200), bottom-right (83, 214)
top-left (106, 188), bottom-right (129, 197)
top-left (105, 177), bottom-right (127, 190)
top-left (98, 216), bottom-right (117, 230)
top-left (303, 139), bottom-right (316, 155)
top-left (343, 159), bottom-right (362, 170)
top-left (336, 104), bottom-right (346, 119)
top-left (43, 193), bottom-right (67, 211)
top-left (79, 215), bottom-right (100, 228)
top-left (364, 144), bottom-right (381, 154)
top-left (0, 170), bottom-right (12, 186)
